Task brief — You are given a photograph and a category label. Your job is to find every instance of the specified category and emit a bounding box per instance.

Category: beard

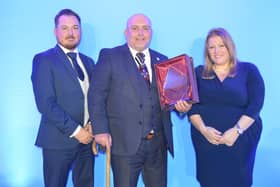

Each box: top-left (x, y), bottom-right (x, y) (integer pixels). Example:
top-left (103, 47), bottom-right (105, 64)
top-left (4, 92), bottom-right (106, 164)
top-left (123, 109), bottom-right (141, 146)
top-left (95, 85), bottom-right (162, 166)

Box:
top-left (58, 35), bottom-right (81, 50)
top-left (62, 40), bottom-right (80, 50)
top-left (63, 43), bottom-right (79, 50)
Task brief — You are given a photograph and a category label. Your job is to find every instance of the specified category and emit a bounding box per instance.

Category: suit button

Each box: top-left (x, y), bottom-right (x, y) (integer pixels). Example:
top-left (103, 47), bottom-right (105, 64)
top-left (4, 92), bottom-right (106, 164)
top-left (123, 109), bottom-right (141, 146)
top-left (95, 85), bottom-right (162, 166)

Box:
top-left (139, 104), bottom-right (143, 108)
top-left (139, 121), bottom-right (142, 125)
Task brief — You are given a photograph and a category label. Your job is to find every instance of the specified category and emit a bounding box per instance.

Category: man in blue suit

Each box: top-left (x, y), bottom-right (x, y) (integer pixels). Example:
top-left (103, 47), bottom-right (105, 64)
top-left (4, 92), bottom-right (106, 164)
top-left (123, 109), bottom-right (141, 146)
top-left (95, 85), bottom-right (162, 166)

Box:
top-left (31, 9), bottom-right (95, 187)
top-left (88, 13), bottom-right (191, 187)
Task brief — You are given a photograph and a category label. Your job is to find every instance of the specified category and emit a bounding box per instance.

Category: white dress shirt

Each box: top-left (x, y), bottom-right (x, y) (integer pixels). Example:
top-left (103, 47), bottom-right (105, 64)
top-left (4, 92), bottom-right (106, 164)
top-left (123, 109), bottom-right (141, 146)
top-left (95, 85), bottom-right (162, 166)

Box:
top-left (128, 46), bottom-right (152, 83)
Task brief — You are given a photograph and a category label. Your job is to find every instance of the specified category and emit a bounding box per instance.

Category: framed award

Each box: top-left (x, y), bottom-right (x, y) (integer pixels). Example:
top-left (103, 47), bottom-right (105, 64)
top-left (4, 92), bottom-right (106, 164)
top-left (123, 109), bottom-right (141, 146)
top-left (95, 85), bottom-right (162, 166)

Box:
top-left (154, 54), bottom-right (199, 110)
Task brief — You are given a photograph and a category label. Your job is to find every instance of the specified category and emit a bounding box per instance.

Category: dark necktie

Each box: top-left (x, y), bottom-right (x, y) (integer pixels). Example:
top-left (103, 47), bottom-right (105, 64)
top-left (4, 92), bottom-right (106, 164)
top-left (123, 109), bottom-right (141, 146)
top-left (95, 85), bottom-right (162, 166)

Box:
top-left (135, 52), bottom-right (150, 86)
top-left (67, 52), bottom-right (85, 81)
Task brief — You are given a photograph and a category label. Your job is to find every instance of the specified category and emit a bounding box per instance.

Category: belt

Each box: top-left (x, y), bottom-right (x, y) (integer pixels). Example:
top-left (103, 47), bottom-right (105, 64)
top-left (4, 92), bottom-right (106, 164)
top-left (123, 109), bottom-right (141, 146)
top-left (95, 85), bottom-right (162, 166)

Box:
top-left (145, 132), bottom-right (156, 140)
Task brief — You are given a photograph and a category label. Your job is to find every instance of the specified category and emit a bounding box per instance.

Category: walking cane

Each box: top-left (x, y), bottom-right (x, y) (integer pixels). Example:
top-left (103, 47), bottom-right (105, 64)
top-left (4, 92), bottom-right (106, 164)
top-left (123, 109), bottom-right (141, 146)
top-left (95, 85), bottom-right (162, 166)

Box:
top-left (92, 140), bottom-right (111, 187)
top-left (106, 146), bottom-right (111, 187)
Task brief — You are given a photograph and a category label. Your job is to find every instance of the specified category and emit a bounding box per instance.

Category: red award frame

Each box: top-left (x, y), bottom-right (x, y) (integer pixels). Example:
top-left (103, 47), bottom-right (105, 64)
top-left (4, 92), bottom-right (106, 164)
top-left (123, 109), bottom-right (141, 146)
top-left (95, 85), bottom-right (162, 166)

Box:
top-left (154, 54), bottom-right (199, 110)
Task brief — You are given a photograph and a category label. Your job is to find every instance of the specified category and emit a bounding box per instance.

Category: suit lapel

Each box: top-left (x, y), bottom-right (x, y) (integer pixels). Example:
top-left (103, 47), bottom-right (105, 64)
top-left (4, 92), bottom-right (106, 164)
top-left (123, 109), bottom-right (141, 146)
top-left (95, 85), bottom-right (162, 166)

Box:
top-left (149, 50), bottom-right (163, 90)
top-left (120, 45), bottom-right (146, 99)
top-left (79, 54), bottom-right (92, 79)
top-left (54, 45), bottom-right (82, 90)
top-left (119, 45), bottom-right (165, 100)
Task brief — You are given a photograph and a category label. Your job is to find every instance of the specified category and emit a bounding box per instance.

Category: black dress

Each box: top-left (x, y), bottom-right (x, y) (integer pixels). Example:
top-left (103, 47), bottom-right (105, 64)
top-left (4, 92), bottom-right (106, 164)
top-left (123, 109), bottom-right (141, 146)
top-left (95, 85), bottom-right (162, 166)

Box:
top-left (188, 62), bottom-right (265, 187)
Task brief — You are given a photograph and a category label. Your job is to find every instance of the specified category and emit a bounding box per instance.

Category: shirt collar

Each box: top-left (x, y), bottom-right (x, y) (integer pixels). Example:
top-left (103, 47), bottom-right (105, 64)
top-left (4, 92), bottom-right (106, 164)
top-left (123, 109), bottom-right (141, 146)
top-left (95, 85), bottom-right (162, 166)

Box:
top-left (128, 46), bottom-right (149, 59)
top-left (58, 44), bottom-right (79, 55)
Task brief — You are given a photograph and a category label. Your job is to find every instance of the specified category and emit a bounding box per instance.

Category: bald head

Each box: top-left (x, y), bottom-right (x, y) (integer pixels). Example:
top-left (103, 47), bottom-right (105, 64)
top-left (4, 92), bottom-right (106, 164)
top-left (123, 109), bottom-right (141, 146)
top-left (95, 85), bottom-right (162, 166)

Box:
top-left (126, 13), bottom-right (152, 29)
top-left (124, 13), bottom-right (153, 52)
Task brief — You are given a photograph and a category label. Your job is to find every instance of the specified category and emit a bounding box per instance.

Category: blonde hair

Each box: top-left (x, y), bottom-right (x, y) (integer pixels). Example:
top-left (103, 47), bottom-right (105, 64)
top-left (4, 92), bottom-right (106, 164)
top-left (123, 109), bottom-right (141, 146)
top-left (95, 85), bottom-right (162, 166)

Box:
top-left (202, 28), bottom-right (238, 79)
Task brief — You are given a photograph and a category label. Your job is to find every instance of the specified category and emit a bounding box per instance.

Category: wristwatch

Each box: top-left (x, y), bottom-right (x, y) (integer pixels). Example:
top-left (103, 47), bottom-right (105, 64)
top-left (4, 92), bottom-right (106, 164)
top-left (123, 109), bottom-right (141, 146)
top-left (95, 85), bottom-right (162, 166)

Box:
top-left (235, 123), bottom-right (244, 135)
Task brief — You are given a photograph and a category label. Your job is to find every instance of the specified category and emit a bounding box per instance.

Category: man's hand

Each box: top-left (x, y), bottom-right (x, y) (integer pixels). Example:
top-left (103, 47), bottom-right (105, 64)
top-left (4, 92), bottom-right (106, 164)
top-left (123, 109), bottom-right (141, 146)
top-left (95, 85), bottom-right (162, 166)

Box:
top-left (85, 122), bottom-right (93, 134)
top-left (94, 133), bottom-right (112, 151)
top-left (174, 100), bottom-right (192, 113)
top-left (74, 127), bottom-right (94, 144)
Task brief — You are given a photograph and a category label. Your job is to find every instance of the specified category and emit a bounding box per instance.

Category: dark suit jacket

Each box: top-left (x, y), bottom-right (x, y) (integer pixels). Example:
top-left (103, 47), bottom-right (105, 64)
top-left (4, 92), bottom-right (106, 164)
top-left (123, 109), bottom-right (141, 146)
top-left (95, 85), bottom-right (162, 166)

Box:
top-left (31, 45), bottom-right (95, 150)
top-left (88, 44), bottom-right (174, 156)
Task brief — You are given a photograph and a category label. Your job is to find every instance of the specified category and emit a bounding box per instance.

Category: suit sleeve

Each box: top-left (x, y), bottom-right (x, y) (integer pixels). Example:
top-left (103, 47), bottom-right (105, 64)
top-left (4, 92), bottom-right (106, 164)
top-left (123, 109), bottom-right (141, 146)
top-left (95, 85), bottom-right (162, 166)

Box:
top-left (31, 54), bottom-right (78, 136)
top-left (88, 49), bottom-right (111, 134)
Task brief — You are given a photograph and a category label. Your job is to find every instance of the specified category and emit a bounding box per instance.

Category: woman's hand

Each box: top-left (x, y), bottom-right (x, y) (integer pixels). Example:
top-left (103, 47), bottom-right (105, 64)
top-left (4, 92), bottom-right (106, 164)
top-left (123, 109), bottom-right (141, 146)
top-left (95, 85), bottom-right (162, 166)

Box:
top-left (219, 127), bottom-right (239, 146)
top-left (200, 126), bottom-right (223, 145)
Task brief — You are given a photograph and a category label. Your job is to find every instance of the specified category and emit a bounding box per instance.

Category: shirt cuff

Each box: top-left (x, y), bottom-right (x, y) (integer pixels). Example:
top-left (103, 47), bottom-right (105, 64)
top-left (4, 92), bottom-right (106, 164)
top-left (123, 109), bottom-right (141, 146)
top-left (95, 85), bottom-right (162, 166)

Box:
top-left (70, 125), bottom-right (82, 138)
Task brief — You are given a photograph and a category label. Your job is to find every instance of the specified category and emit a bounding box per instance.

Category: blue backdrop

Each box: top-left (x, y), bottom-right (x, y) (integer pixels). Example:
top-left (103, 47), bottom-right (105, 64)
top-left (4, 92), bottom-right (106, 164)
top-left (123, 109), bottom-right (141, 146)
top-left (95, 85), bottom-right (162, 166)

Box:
top-left (1, 0), bottom-right (279, 186)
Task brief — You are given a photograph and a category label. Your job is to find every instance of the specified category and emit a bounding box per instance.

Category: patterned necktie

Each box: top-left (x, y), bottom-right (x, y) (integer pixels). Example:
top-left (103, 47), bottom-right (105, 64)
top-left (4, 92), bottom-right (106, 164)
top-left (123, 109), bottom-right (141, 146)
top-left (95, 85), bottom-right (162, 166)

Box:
top-left (67, 52), bottom-right (85, 81)
top-left (135, 52), bottom-right (150, 86)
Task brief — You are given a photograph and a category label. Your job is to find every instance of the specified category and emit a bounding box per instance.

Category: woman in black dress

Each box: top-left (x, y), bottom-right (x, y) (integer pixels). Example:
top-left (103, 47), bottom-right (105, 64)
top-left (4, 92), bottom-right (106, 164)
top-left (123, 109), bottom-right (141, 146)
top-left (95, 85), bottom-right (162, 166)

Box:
top-left (188, 28), bottom-right (265, 187)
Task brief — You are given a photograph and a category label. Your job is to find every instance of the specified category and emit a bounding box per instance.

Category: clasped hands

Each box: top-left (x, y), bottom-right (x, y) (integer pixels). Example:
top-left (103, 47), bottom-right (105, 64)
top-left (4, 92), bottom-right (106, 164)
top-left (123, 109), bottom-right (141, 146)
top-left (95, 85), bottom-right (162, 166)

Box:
top-left (201, 126), bottom-right (239, 147)
top-left (74, 122), bottom-right (94, 144)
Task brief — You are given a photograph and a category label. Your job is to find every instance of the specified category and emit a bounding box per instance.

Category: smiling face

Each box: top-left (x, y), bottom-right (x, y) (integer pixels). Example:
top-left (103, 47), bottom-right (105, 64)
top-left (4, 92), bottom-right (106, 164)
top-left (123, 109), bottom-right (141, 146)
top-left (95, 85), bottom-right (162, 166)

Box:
top-left (54, 15), bottom-right (81, 50)
top-left (124, 14), bottom-right (152, 52)
top-left (207, 35), bottom-right (230, 67)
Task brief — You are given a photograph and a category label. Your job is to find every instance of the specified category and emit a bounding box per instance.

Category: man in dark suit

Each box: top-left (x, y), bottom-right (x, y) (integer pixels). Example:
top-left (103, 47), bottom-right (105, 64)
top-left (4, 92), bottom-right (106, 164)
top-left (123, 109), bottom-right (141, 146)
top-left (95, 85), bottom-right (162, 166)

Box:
top-left (88, 13), bottom-right (191, 187)
top-left (31, 9), bottom-right (95, 187)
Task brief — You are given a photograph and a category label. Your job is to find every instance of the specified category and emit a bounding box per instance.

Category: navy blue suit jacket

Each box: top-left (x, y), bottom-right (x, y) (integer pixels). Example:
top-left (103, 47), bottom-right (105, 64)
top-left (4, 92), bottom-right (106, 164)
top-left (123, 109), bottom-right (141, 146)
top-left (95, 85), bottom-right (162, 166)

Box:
top-left (31, 45), bottom-right (95, 149)
top-left (88, 44), bottom-right (174, 156)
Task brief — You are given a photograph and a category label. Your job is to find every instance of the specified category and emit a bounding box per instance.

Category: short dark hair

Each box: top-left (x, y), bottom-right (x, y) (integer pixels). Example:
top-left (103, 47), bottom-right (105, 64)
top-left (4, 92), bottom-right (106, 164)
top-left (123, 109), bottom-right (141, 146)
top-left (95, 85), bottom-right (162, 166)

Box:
top-left (54, 9), bottom-right (81, 27)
